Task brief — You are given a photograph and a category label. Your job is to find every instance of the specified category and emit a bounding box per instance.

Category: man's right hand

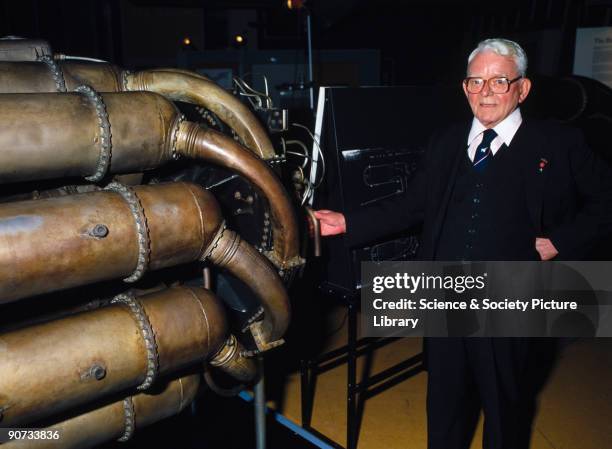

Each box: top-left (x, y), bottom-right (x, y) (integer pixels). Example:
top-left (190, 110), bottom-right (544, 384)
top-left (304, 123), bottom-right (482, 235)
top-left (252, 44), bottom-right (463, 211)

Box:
top-left (313, 210), bottom-right (347, 236)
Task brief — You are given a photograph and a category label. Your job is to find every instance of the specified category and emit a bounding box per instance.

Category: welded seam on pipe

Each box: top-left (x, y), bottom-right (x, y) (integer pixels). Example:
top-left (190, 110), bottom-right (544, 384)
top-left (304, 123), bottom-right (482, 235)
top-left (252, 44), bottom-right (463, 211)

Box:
top-left (105, 182), bottom-right (151, 282)
top-left (117, 397), bottom-right (135, 442)
top-left (210, 335), bottom-right (238, 367)
top-left (169, 114), bottom-right (186, 160)
top-left (209, 229), bottom-right (241, 268)
top-left (184, 184), bottom-right (207, 260)
top-left (120, 69), bottom-right (132, 92)
top-left (200, 222), bottom-right (227, 262)
top-left (240, 307), bottom-right (265, 333)
top-left (37, 55), bottom-right (67, 92)
top-left (75, 85), bottom-right (112, 182)
top-left (184, 287), bottom-right (211, 357)
top-left (111, 293), bottom-right (159, 391)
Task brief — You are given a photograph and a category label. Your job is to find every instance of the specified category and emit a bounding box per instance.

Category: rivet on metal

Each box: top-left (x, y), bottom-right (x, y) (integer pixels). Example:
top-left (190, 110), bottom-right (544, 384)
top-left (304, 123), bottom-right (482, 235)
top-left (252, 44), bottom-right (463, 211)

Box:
top-left (90, 224), bottom-right (109, 238)
top-left (90, 364), bottom-right (107, 380)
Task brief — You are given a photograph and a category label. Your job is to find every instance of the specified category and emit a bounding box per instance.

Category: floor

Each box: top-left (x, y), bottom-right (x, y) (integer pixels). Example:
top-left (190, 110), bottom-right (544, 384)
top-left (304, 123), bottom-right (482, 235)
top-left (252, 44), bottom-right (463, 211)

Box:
top-left (107, 305), bottom-right (612, 449)
top-left (271, 307), bottom-right (612, 449)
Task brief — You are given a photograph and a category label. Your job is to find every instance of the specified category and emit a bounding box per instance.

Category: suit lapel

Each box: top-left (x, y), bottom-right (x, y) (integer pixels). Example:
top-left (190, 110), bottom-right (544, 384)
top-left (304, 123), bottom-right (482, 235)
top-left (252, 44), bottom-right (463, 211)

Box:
top-left (510, 120), bottom-right (551, 235)
top-left (430, 124), bottom-right (471, 251)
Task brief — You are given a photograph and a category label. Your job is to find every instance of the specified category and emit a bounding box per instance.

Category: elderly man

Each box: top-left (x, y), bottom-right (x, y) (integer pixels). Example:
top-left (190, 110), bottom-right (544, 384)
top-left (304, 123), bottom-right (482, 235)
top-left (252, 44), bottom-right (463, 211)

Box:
top-left (315, 38), bottom-right (611, 449)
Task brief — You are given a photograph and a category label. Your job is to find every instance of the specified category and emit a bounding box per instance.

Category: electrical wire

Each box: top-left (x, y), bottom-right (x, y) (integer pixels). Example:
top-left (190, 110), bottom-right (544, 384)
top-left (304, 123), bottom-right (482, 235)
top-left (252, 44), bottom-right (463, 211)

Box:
top-left (286, 151), bottom-right (312, 161)
top-left (232, 76), bottom-right (273, 110)
top-left (284, 139), bottom-right (310, 168)
top-left (301, 178), bottom-right (313, 206)
top-left (292, 122), bottom-right (326, 189)
top-left (60, 55), bottom-right (108, 63)
top-left (263, 76), bottom-right (271, 108)
top-left (280, 136), bottom-right (318, 205)
top-left (296, 165), bottom-right (313, 206)
top-left (281, 139), bottom-right (309, 205)
top-left (232, 77), bottom-right (261, 109)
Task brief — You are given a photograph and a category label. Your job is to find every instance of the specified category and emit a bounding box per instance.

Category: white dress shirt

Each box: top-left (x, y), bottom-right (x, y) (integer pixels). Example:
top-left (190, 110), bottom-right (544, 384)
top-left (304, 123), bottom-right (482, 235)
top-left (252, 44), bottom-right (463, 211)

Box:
top-left (467, 108), bottom-right (523, 162)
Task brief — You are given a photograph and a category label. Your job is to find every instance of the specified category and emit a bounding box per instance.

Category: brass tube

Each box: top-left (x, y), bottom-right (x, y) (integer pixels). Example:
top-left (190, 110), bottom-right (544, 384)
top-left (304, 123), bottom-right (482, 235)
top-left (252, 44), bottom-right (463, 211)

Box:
top-left (0, 180), bottom-right (290, 352)
top-left (0, 61), bottom-right (275, 160)
top-left (0, 90), bottom-right (300, 272)
top-left (0, 39), bottom-right (52, 62)
top-left (0, 180), bottom-right (290, 351)
top-left (0, 61), bottom-right (58, 92)
top-left (0, 60), bottom-right (123, 93)
top-left (208, 229), bottom-right (290, 352)
top-left (0, 92), bottom-right (177, 183)
top-left (0, 287), bottom-right (225, 427)
top-left (126, 69), bottom-right (275, 160)
top-left (177, 121), bottom-right (301, 272)
top-left (0, 182), bottom-right (222, 303)
top-left (0, 90), bottom-right (300, 271)
top-left (61, 61), bottom-right (123, 92)
top-left (3, 374), bottom-right (200, 449)
top-left (210, 334), bottom-right (257, 383)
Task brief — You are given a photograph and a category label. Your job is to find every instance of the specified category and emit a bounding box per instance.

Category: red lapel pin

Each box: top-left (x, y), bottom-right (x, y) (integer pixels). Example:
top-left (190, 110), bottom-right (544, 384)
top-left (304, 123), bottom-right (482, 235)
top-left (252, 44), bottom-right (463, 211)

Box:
top-left (538, 158), bottom-right (549, 173)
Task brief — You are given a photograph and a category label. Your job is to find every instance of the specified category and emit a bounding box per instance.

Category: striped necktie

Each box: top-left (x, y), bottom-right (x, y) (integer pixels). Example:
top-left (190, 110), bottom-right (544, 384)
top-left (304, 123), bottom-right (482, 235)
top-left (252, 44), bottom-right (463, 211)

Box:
top-left (473, 128), bottom-right (497, 172)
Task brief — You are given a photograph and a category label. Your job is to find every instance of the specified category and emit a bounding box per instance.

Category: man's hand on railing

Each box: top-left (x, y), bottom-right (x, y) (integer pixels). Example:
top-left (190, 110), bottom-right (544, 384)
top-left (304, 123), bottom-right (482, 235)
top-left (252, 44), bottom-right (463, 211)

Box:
top-left (313, 210), bottom-right (347, 236)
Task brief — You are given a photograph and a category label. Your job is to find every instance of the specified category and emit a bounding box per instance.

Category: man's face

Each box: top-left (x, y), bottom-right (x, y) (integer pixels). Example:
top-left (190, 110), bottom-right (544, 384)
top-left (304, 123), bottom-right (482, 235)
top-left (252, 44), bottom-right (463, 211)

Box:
top-left (463, 51), bottom-right (531, 128)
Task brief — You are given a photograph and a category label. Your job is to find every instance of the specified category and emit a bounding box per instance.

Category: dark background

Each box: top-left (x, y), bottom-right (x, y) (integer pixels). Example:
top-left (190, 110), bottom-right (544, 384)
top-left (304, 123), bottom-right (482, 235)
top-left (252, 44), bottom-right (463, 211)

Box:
top-left (2, 0), bottom-right (612, 83)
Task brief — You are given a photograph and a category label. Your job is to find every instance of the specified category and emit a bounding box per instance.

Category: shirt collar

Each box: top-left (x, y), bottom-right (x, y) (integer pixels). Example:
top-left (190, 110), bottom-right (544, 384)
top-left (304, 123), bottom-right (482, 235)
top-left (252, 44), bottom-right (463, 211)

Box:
top-left (467, 107), bottom-right (523, 147)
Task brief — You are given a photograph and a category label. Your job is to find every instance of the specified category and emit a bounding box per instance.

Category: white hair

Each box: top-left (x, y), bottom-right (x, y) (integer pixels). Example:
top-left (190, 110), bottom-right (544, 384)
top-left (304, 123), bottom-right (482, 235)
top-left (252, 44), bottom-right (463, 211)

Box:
top-left (467, 38), bottom-right (527, 76)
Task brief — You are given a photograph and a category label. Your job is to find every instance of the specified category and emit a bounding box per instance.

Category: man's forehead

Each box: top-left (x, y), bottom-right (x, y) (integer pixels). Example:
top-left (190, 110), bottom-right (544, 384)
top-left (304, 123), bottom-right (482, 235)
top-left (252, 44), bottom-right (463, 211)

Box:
top-left (467, 52), bottom-right (518, 76)
top-left (467, 71), bottom-right (513, 78)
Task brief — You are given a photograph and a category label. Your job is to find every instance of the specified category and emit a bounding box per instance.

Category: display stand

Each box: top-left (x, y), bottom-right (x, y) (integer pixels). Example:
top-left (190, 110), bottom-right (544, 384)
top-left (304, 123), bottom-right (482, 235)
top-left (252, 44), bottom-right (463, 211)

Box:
top-left (298, 287), bottom-right (424, 449)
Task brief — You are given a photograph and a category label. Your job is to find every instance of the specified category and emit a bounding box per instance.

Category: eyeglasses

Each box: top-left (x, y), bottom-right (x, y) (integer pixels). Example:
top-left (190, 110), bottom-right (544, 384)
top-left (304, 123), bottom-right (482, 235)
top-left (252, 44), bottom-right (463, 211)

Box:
top-left (463, 76), bottom-right (523, 94)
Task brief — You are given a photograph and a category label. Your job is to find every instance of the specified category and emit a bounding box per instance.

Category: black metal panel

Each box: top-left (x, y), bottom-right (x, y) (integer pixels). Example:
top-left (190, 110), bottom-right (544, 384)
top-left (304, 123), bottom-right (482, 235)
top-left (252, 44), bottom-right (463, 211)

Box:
top-left (315, 86), bottom-right (467, 294)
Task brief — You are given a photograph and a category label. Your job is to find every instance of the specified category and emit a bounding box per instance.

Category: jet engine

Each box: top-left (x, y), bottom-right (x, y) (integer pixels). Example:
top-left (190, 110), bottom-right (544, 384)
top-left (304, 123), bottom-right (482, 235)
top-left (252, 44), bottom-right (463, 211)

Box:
top-left (0, 37), bottom-right (308, 448)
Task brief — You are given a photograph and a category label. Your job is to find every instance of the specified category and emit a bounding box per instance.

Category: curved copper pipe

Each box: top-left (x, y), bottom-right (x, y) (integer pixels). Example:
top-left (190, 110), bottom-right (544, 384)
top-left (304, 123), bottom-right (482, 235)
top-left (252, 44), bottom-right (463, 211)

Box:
top-left (0, 92), bottom-right (178, 184)
top-left (206, 228), bottom-right (290, 352)
top-left (125, 69), bottom-right (276, 160)
top-left (0, 90), bottom-right (301, 274)
top-left (0, 287), bottom-right (226, 427)
top-left (304, 206), bottom-right (322, 257)
top-left (210, 334), bottom-right (257, 383)
top-left (177, 121), bottom-right (302, 272)
top-left (3, 375), bottom-right (200, 449)
top-left (0, 61), bottom-right (276, 160)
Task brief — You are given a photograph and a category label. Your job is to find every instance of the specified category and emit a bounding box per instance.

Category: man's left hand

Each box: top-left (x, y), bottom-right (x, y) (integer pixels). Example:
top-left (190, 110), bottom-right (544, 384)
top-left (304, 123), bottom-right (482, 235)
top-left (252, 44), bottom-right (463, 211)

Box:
top-left (535, 238), bottom-right (559, 260)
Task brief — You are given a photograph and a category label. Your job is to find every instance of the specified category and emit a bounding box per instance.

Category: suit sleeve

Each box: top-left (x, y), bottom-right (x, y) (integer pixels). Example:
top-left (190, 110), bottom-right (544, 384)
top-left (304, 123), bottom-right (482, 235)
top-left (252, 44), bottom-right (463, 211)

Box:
top-left (343, 134), bottom-right (437, 248)
top-left (547, 129), bottom-right (612, 259)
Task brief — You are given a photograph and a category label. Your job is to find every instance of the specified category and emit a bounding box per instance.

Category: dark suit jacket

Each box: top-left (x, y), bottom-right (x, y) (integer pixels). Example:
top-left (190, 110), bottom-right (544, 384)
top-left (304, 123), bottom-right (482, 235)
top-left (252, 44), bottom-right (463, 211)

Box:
top-left (346, 118), bottom-right (612, 260)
